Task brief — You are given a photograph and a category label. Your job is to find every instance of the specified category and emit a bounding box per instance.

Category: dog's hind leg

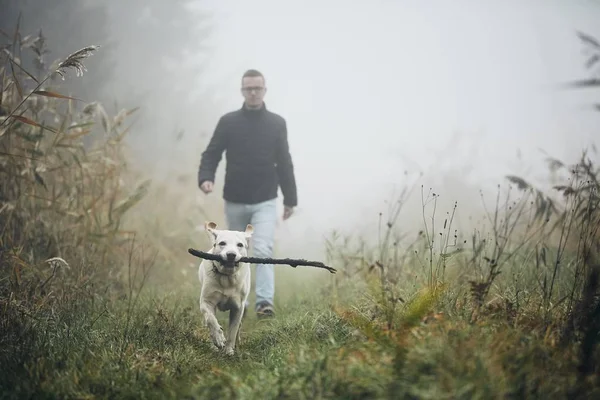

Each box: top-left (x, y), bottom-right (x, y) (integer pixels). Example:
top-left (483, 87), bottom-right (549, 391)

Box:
top-left (236, 303), bottom-right (246, 346)
top-left (225, 305), bottom-right (244, 356)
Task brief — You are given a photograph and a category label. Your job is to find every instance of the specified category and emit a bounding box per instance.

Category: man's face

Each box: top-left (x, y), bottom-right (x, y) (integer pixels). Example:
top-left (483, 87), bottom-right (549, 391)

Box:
top-left (241, 76), bottom-right (266, 108)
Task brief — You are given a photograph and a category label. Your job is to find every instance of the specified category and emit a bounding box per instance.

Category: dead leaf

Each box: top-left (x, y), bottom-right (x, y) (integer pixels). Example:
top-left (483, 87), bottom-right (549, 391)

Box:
top-left (61, 129), bottom-right (91, 141)
top-left (10, 115), bottom-right (57, 133)
top-left (33, 90), bottom-right (80, 101)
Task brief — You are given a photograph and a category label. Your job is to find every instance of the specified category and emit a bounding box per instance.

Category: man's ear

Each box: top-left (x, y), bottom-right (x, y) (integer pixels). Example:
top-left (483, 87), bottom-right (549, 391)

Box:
top-left (205, 221), bottom-right (218, 239)
top-left (244, 224), bottom-right (254, 238)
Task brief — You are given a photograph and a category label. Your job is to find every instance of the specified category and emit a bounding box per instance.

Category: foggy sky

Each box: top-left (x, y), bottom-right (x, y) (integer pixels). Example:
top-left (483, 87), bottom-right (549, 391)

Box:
top-left (188, 0), bottom-right (600, 258)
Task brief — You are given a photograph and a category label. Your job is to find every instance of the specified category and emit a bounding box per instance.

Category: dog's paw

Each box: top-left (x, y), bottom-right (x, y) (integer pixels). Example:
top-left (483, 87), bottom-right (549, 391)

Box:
top-left (224, 345), bottom-right (235, 356)
top-left (210, 327), bottom-right (226, 349)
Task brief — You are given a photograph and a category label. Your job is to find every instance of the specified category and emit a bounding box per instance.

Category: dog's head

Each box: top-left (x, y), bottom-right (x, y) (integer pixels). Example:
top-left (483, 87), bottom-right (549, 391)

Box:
top-left (205, 221), bottom-right (253, 274)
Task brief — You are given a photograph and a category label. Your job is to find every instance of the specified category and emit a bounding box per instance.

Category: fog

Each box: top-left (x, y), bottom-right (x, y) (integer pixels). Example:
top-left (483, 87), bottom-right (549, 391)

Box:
top-left (192, 0), bottom-right (600, 258)
top-left (3, 0), bottom-right (600, 261)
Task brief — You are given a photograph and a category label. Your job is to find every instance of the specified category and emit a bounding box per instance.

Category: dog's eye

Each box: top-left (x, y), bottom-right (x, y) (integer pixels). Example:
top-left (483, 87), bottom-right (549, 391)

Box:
top-left (237, 243), bottom-right (244, 248)
top-left (218, 241), bottom-right (226, 246)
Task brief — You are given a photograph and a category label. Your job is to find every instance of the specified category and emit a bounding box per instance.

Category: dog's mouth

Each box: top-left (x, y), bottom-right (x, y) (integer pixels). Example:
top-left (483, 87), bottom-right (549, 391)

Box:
top-left (220, 260), bottom-right (239, 269)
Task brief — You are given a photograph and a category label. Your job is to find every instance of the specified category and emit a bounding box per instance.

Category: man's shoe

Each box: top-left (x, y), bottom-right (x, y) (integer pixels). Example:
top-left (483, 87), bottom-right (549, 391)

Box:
top-left (256, 301), bottom-right (275, 319)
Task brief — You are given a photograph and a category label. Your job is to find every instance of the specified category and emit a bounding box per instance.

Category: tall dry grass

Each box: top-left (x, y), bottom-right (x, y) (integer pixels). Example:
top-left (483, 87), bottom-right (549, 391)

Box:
top-left (0, 21), bottom-right (168, 385)
top-left (321, 148), bottom-right (599, 397)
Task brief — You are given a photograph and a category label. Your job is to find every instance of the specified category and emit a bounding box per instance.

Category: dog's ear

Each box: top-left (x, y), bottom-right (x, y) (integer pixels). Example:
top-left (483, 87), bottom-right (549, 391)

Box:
top-left (205, 221), bottom-right (218, 239)
top-left (244, 224), bottom-right (254, 238)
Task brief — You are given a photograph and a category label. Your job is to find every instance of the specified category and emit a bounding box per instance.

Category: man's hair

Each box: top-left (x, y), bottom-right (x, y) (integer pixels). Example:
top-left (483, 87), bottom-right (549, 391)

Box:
top-left (242, 69), bottom-right (265, 84)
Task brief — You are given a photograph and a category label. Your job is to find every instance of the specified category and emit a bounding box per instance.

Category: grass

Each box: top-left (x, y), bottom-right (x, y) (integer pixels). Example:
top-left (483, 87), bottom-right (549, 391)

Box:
top-left (0, 283), bottom-right (352, 399)
top-left (2, 18), bottom-right (600, 400)
top-left (1, 272), bottom-right (595, 399)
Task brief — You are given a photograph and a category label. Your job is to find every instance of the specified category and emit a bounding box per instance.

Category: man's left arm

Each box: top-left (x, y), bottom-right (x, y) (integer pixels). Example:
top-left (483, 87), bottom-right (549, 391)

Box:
top-left (275, 119), bottom-right (298, 212)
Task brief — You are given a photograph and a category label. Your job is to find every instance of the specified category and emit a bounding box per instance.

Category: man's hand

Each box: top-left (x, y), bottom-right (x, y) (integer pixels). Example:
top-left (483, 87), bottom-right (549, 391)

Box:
top-left (283, 205), bottom-right (294, 220)
top-left (200, 180), bottom-right (214, 194)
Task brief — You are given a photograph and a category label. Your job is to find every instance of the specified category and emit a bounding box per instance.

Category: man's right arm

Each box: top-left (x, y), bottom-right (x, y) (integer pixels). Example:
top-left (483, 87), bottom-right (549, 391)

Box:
top-left (198, 116), bottom-right (227, 187)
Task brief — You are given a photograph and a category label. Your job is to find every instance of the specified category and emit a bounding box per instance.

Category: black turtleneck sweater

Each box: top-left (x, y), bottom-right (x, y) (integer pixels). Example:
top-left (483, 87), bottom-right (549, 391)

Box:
top-left (197, 103), bottom-right (298, 207)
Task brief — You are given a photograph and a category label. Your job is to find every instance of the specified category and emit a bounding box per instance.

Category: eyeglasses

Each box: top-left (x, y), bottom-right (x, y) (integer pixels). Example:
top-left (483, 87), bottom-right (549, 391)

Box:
top-left (242, 86), bottom-right (264, 93)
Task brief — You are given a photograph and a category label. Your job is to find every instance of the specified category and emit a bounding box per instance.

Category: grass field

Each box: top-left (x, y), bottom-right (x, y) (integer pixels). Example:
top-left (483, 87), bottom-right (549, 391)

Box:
top-left (2, 22), bottom-right (600, 400)
top-left (2, 260), bottom-right (598, 399)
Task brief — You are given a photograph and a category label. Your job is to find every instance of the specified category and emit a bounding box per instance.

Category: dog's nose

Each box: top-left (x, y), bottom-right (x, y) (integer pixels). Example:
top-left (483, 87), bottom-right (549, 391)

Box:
top-left (226, 252), bottom-right (237, 261)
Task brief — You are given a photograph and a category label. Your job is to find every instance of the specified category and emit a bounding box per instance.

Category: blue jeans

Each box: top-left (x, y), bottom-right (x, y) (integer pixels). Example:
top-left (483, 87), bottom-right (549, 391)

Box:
top-left (224, 198), bottom-right (277, 309)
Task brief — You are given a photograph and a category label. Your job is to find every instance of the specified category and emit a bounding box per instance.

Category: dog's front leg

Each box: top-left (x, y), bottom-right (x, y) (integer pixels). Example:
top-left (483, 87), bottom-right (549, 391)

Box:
top-left (224, 305), bottom-right (244, 356)
top-left (199, 300), bottom-right (225, 349)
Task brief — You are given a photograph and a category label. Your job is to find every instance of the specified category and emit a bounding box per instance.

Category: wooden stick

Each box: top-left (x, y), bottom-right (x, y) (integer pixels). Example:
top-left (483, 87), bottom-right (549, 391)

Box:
top-left (188, 248), bottom-right (337, 274)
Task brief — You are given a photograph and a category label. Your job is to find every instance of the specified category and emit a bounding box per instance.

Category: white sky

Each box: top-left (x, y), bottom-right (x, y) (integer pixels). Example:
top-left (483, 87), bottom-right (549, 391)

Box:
top-left (170, 0), bottom-right (600, 258)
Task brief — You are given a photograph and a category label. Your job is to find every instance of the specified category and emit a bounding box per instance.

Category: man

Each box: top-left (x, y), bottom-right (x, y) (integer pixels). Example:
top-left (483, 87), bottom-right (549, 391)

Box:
top-left (197, 69), bottom-right (297, 318)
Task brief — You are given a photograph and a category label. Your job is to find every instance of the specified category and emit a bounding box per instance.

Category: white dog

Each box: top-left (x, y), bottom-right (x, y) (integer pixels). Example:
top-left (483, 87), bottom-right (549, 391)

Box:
top-left (197, 221), bottom-right (253, 356)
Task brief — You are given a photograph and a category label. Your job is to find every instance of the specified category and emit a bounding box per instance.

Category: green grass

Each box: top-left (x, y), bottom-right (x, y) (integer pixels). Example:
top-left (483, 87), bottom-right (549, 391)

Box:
top-left (1, 270), bottom-right (598, 400)
top-left (0, 277), bottom-right (353, 399)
